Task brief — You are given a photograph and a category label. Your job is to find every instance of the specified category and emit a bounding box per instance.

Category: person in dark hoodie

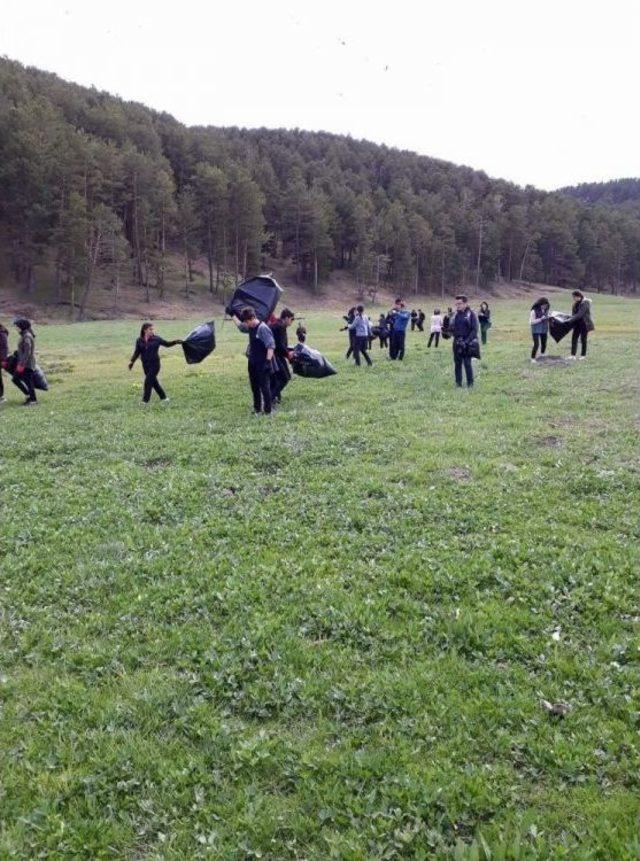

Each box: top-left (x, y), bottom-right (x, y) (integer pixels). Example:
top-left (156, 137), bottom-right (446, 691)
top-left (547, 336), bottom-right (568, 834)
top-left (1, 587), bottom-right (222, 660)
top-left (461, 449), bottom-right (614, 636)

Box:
top-left (128, 323), bottom-right (182, 404)
top-left (269, 307), bottom-right (295, 403)
top-left (341, 307), bottom-right (356, 359)
top-left (566, 290), bottom-right (594, 360)
top-left (0, 322), bottom-right (8, 404)
top-left (12, 318), bottom-right (38, 405)
top-left (451, 295), bottom-right (479, 388)
top-left (529, 297), bottom-right (550, 362)
top-left (232, 306), bottom-right (276, 415)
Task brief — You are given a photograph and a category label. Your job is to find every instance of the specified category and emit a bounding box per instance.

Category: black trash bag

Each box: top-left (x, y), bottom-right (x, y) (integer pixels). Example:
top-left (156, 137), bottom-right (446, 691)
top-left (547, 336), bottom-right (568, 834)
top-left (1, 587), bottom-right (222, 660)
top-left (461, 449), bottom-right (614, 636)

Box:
top-left (182, 320), bottom-right (216, 364)
top-left (225, 275), bottom-right (283, 322)
top-left (549, 312), bottom-right (573, 343)
top-left (291, 343), bottom-right (337, 379)
top-left (33, 366), bottom-right (49, 391)
top-left (454, 338), bottom-right (480, 360)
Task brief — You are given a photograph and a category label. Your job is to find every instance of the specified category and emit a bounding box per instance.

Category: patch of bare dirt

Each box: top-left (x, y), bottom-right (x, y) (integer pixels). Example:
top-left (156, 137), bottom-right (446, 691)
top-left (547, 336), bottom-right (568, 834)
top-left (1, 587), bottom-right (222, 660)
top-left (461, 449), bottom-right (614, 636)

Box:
top-left (447, 467), bottom-right (472, 482)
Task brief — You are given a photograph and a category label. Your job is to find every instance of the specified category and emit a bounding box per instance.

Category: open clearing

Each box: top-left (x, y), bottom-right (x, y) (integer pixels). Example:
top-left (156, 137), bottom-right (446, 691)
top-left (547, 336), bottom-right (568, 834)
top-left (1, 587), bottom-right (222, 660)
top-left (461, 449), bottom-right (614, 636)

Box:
top-left (0, 297), bottom-right (639, 859)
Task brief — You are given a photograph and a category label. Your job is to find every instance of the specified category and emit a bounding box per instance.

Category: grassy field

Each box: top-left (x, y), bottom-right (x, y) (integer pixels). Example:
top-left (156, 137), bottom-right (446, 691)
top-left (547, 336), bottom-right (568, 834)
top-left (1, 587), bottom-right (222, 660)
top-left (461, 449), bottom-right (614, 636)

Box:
top-left (0, 297), bottom-right (639, 859)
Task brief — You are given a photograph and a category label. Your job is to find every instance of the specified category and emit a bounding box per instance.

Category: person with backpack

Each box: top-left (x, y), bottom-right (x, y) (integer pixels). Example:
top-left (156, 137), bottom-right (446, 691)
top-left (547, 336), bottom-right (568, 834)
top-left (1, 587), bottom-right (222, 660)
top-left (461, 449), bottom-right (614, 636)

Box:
top-left (348, 305), bottom-right (373, 367)
top-left (451, 295), bottom-right (479, 388)
top-left (529, 297), bottom-right (550, 362)
top-left (0, 322), bottom-right (8, 404)
top-left (232, 306), bottom-right (276, 415)
top-left (427, 308), bottom-right (443, 348)
top-left (269, 307), bottom-right (295, 403)
top-left (12, 318), bottom-right (38, 405)
top-left (478, 302), bottom-right (492, 345)
top-left (128, 323), bottom-right (182, 404)
top-left (388, 298), bottom-right (411, 360)
top-left (566, 290), bottom-right (594, 360)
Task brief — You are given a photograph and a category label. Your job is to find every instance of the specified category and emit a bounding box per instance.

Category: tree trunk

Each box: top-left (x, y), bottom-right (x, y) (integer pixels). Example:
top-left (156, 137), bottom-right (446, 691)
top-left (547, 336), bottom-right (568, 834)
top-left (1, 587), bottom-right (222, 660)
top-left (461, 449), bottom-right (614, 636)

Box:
top-left (78, 229), bottom-right (102, 321)
top-left (441, 246), bottom-right (445, 299)
top-left (475, 219), bottom-right (483, 289)
top-left (519, 237), bottom-right (532, 282)
top-left (313, 252), bottom-right (319, 293)
top-left (207, 223), bottom-right (215, 293)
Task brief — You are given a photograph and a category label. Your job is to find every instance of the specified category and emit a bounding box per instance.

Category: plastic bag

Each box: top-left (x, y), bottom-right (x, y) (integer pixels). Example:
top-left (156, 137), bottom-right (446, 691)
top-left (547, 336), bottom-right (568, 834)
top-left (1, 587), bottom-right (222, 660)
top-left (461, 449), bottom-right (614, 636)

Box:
top-left (225, 276), bottom-right (283, 322)
top-left (549, 312), bottom-right (573, 343)
top-left (291, 343), bottom-right (337, 378)
top-left (182, 321), bottom-right (216, 364)
top-left (33, 366), bottom-right (49, 391)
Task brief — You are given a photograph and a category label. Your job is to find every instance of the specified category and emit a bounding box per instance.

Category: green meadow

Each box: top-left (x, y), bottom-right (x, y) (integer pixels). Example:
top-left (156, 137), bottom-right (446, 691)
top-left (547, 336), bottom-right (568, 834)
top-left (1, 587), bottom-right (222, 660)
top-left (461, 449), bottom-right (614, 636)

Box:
top-left (0, 296), bottom-right (639, 859)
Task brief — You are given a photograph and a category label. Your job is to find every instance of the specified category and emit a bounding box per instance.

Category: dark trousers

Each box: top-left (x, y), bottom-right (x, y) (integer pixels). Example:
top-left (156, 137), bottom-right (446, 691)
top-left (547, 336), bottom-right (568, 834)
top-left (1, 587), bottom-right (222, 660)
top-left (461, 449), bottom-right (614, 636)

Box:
top-left (0, 368), bottom-right (3, 398)
top-left (480, 324), bottom-right (489, 345)
top-left (248, 362), bottom-right (272, 414)
top-left (389, 331), bottom-right (406, 360)
top-left (353, 336), bottom-right (372, 366)
top-left (379, 334), bottom-right (388, 349)
top-left (571, 322), bottom-right (588, 357)
top-left (531, 333), bottom-right (547, 359)
top-left (345, 332), bottom-right (355, 359)
top-left (454, 351), bottom-right (474, 387)
top-left (13, 368), bottom-right (36, 401)
top-left (143, 369), bottom-right (166, 402)
top-left (271, 358), bottom-right (290, 401)
top-left (417, 321), bottom-right (424, 332)
top-left (427, 332), bottom-right (440, 348)
top-left (411, 320), bottom-right (417, 331)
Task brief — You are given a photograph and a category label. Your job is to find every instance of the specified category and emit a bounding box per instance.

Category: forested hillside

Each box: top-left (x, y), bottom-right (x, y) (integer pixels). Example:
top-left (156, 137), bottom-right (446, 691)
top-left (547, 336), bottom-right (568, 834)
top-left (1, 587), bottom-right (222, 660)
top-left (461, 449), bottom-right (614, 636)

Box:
top-left (1, 57), bottom-right (639, 319)
top-left (561, 178), bottom-right (640, 208)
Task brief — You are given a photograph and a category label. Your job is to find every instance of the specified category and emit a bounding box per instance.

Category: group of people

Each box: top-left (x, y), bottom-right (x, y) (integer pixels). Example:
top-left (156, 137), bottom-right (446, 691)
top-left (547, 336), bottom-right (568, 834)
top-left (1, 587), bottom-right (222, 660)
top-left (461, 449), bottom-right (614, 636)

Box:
top-left (0, 291), bottom-right (596, 413)
top-left (0, 317), bottom-right (39, 406)
top-left (529, 290), bottom-right (594, 361)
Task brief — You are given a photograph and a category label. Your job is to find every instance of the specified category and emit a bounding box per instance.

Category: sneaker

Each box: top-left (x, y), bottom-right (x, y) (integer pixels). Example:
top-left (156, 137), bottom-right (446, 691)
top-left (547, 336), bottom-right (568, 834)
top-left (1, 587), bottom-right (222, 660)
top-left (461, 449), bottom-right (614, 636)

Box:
top-left (0, 397), bottom-right (6, 404)
top-left (567, 355), bottom-right (577, 361)
top-left (161, 397), bottom-right (170, 404)
top-left (531, 358), bottom-right (537, 363)
top-left (23, 400), bottom-right (38, 407)
top-left (578, 356), bottom-right (587, 361)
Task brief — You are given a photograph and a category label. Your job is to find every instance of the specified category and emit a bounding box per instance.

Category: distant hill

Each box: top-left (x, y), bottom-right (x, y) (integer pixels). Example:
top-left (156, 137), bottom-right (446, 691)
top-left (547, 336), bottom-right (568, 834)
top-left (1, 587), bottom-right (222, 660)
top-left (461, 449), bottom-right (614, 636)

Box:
top-left (560, 178), bottom-right (640, 207)
top-left (1, 57), bottom-right (639, 320)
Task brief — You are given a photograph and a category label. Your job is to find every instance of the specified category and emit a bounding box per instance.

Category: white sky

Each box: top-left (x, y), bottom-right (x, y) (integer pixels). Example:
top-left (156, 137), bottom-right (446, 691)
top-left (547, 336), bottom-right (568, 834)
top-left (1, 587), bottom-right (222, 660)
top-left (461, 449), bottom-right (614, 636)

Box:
top-left (2, 0), bottom-right (638, 190)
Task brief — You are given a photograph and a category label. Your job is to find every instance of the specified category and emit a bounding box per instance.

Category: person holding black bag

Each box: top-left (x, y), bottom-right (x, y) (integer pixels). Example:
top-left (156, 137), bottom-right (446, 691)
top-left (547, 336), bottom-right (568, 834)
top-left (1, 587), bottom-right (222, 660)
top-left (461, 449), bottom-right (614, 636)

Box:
top-left (451, 295), bottom-right (479, 388)
top-left (269, 308), bottom-right (295, 403)
top-left (128, 323), bottom-right (182, 404)
top-left (232, 306), bottom-right (276, 415)
top-left (566, 290), bottom-right (594, 360)
top-left (13, 318), bottom-right (38, 405)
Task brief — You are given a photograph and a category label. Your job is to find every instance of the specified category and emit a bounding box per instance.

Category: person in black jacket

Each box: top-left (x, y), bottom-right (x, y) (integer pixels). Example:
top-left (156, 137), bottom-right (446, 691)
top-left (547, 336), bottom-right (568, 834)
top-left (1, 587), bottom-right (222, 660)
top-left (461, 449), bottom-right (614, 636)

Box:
top-left (269, 308), bottom-right (295, 403)
top-left (0, 323), bottom-right (8, 403)
top-left (451, 295), bottom-right (479, 388)
top-left (128, 323), bottom-right (182, 403)
top-left (410, 309), bottom-right (418, 331)
top-left (417, 309), bottom-right (426, 332)
top-left (341, 307), bottom-right (356, 358)
top-left (567, 290), bottom-right (595, 359)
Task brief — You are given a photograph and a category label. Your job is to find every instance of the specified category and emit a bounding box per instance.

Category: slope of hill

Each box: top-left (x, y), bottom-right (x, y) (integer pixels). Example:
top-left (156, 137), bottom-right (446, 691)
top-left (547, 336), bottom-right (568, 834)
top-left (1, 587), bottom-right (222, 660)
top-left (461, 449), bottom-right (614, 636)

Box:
top-left (1, 56), bottom-right (639, 322)
top-left (560, 178), bottom-right (640, 207)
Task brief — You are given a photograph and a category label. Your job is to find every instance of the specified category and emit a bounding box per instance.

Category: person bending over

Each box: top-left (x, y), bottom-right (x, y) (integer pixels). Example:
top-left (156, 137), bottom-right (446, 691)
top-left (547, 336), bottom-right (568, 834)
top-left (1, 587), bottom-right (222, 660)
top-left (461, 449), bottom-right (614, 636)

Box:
top-left (269, 307), bottom-right (295, 404)
top-left (567, 290), bottom-right (594, 360)
top-left (129, 323), bottom-right (182, 404)
top-left (232, 306), bottom-right (275, 415)
top-left (451, 295), bottom-right (479, 388)
top-left (348, 305), bottom-right (373, 367)
top-left (529, 298), bottom-right (550, 362)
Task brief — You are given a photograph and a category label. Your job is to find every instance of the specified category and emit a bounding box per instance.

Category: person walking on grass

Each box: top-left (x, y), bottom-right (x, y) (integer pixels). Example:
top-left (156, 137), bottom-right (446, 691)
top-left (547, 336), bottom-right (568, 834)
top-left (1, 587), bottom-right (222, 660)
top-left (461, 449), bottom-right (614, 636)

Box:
top-left (389, 298), bottom-right (411, 360)
top-left (410, 309), bottom-right (418, 331)
top-left (232, 306), bottom-right (276, 415)
top-left (0, 322), bottom-right (8, 404)
top-left (377, 313), bottom-right (390, 349)
top-left (128, 323), bottom-right (182, 404)
top-left (567, 290), bottom-right (594, 360)
top-left (427, 308), bottom-right (443, 348)
top-left (530, 297), bottom-right (550, 362)
top-left (478, 301), bottom-right (492, 345)
top-left (417, 309), bottom-right (426, 332)
top-left (11, 318), bottom-right (38, 406)
top-left (269, 307), bottom-right (295, 404)
top-left (451, 295), bottom-right (479, 388)
top-left (348, 305), bottom-right (373, 367)
top-left (341, 306), bottom-right (356, 359)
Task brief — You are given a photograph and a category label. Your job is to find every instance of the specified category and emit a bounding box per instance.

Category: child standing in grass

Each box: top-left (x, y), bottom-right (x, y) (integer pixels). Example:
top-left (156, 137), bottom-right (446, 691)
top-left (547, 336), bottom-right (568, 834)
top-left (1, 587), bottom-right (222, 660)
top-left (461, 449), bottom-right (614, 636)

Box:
top-left (128, 323), bottom-right (182, 404)
top-left (427, 308), bottom-right (443, 348)
top-left (232, 306), bottom-right (276, 415)
top-left (348, 305), bottom-right (373, 367)
top-left (529, 297), bottom-right (550, 362)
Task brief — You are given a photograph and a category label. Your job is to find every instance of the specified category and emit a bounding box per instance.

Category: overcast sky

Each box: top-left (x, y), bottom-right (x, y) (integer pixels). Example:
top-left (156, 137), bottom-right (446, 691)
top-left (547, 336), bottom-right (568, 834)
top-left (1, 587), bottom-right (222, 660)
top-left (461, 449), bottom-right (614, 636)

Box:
top-left (2, 0), bottom-right (638, 190)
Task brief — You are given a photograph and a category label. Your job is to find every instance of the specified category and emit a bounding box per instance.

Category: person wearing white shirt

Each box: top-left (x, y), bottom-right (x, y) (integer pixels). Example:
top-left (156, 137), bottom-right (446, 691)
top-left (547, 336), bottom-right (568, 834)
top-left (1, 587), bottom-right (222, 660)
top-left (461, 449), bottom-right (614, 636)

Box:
top-left (427, 308), bottom-right (443, 348)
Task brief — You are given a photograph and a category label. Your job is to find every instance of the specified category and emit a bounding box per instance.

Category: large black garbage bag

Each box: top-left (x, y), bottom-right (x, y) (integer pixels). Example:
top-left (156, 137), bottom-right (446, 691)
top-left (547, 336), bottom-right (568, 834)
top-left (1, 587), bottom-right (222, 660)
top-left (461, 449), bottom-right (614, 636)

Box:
top-left (549, 312), bottom-right (573, 343)
top-left (33, 366), bottom-right (49, 391)
top-left (182, 321), bottom-right (216, 364)
top-left (225, 275), bottom-right (283, 322)
top-left (291, 343), bottom-right (337, 378)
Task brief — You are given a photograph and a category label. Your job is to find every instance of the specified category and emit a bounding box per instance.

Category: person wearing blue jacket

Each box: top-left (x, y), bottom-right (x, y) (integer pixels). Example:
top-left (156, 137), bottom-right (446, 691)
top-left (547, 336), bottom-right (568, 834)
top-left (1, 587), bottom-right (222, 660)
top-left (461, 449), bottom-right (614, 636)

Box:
top-left (348, 305), bottom-right (373, 366)
top-left (451, 295), bottom-right (479, 388)
top-left (388, 298), bottom-right (411, 360)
